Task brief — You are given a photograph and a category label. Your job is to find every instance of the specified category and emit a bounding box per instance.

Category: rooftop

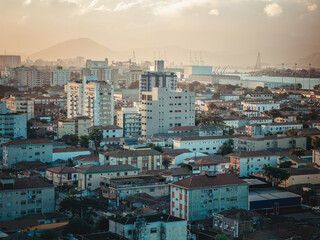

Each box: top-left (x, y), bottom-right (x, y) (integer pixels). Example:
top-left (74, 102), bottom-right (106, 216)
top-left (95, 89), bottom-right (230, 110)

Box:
top-left (3, 139), bottom-right (51, 146)
top-left (46, 165), bottom-right (76, 174)
top-left (110, 214), bottom-right (184, 225)
top-left (53, 147), bottom-right (90, 153)
top-left (171, 173), bottom-right (246, 189)
top-left (175, 135), bottom-right (235, 142)
top-left (78, 164), bottom-right (139, 173)
top-left (229, 150), bottom-right (277, 158)
top-left (0, 177), bottom-right (53, 190)
top-left (105, 149), bottom-right (162, 157)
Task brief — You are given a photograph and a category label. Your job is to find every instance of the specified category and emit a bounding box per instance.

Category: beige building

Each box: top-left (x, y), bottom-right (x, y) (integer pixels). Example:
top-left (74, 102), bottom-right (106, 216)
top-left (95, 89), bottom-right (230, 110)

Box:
top-left (280, 167), bottom-right (320, 187)
top-left (77, 164), bottom-right (139, 191)
top-left (45, 166), bottom-right (78, 186)
top-left (57, 116), bottom-right (91, 138)
top-left (102, 149), bottom-right (163, 171)
top-left (67, 78), bottom-right (114, 126)
top-left (2, 95), bottom-right (34, 120)
top-left (141, 87), bottom-right (195, 137)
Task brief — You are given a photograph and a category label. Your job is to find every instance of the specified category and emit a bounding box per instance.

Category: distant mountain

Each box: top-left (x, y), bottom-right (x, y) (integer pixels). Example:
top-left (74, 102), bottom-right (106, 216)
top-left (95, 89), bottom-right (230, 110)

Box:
top-left (30, 38), bottom-right (113, 60)
top-left (297, 52), bottom-right (320, 68)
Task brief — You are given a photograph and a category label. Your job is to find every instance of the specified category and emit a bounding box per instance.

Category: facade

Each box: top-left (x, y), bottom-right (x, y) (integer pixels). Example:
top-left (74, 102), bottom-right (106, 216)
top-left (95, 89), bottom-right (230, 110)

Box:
top-left (0, 103), bottom-right (27, 139)
top-left (173, 136), bottom-right (234, 154)
top-left (45, 166), bottom-right (78, 186)
top-left (2, 95), bottom-right (34, 120)
top-left (242, 101), bottom-right (280, 113)
top-left (116, 107), bottom-right (141, 137)
top-left (81, 58), bottom-right (112, 82)
top-left (52, 147), bottom-right (90, 161)
top-left (223, 118), bottom-right (247, 129)
top-left (246, 93), bottom-right (273, 100)
top-left (50, 66), bottom-right (71, 86)
top-left (234, 136), bottom-right (306, 151)
top-left (84, 80), bottom-right (114, 126)
top-left (170, 174), bottom-right (249, 221)
top-left (77, 164), bottom-right (139, 191)
top-left (3, 139), bottom-right (53, 166)
top-left (229, 151), bottom-right (278, 177)
top-left (261, 123), bottom-right (303, 134)
top-left (248, 117), bottom-right (273, 125)
top-left (12, 66), bottom-right (45, 88)
top-left (0, 55), bottom-right (21, 68)
top-left (91, 125), bottom-right (123, 139)
top-left (101, 175), bottom-right (169, 205)
top-left (57, 116), bottom-right (91, 138)
top-left (109, 214), bottom-right (187, 240)
top-left (312, 149), bottom-right (320, 166)
top-left (280, 168), bottom-right (320, 187)
top-left (141, 87), bottom-right (195, 137)
top-left (103, 149), bottom-right (163, 171)
top-left (67, 79), bottom-right (114, 126)
top-left (139, 72), bottom-right (177, 98)
top-left (0, 177), bottom-right (55, 221)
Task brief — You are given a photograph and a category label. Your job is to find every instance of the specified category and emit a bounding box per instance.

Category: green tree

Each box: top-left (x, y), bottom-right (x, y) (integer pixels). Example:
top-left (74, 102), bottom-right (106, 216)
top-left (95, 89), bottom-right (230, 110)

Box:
top-left (162, 157), bottom-right (171, 169)
top-left (279, 161), bottom-right (293, 168)
top-left (39, 229), bottom-right (59, 240)
top-left (63, 218), bottom-right (92, 235)
top-left (27, 120), bottom-right (38, 139)
top-left (148, 143), bottom-right (163, 153)
top-left (215, 234), bottom-right (228, 240)
top-left (311, 136), bottom-right (320, 149)
top-left (283, 129), bottom-right (298, 136)
top-left (263, 109), bottom-right (282, 119)
top-left (216, 139), bottom-right (233, 156)
top-left (262, 165), bottom-right (290, 187)
top-left (61, 134), bottom-right (79, 146)
top-left (96, 216), bottom-right (109, 231)
top-left (89, 129), bottom-right (103, 152)
top-left (80, 135), bottom-right (89, 148)
top-left (208, 102), bottom-right (217, 111)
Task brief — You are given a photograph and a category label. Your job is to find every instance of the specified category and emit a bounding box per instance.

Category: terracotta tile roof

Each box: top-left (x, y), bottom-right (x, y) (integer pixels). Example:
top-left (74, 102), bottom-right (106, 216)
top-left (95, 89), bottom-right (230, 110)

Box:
top-left (171, 173), bottom-right (246, 189)
top-left (0, 178), bottom-right (53, 190)
top-left (194, 156), bottom-right (229, 165)
top-left (53, 147), bottom-right (90, 153)
top-left (78, 164), bottom-right (139, 173)
top-left (73, 154), bottom-right (99, 161)
top-left (46, 166), bottom-right (76, 174)
top-left (3, 139), bottom-right (51, 146)
top-left (229, 150), bottom-right (277, 158)
top-left (175, 135), bottom-right (236, 142)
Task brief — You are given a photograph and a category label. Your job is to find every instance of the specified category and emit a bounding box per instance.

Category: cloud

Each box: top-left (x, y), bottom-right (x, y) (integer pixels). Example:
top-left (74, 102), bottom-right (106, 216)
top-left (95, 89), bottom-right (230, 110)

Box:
top-left (307, 3), bottom-right (318, 11)
top-left (114, 1), bottom-right (143, 12)
top-left (209, 9), bottom-right (219, 16)
top-left (24, 0), bottom-right (31, 6)
top-left (264, 3), bottom-right (283, 17)
top-left (153, 0), bottom-right (214, 16)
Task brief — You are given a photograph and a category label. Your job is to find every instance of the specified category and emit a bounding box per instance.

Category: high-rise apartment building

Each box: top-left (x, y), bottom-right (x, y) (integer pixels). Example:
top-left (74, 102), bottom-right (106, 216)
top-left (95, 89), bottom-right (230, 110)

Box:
top-left (116, 107), bottom-right (141, 137)
top-left (139, 72), bottom-right (177, 99)
top-left (0, 55), bottom-right (21, 68)
top-left (11, 66), bottom-right (45, 88)
top-left (50, 66), bottom-right (71, 86)
top-left (2, 95), bottom-right (34, 120)
top-left (141, 87), bottom-right (195, 137)
top-left (84, 80), bottom-right (114, 126)
top-left (81, 58), bottom-right (112, 82)
top-left (154, 60), bottom-right (165, 72)
top-left (67, 77), bottom-right (114, 126)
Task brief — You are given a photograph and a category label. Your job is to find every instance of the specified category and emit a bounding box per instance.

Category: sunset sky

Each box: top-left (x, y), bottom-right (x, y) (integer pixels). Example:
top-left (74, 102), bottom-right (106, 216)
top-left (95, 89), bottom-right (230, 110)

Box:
top-left (0, 0), bottom-right (319, 64)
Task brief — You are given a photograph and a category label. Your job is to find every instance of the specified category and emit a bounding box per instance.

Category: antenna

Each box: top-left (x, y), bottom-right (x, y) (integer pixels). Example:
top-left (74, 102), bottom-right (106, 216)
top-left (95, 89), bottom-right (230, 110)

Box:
top-left (255, 52), bottom-right (261, 70)
top-left (132, 51), bottom-right (136, 63)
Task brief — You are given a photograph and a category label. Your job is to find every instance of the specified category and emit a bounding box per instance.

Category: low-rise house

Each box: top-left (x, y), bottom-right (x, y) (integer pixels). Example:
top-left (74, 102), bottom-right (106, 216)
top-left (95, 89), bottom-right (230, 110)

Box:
top-left (57, 116), bottom-right (91, 138)
top-left (162, 148), bottom-right (207, 168)
top-left (101, 175), bottom-right (169, 206)
top-left (102, 149), bottom-right (163, 171)
top-left (312, 149), bottom-right (320, 166)
top-left (173, 135), bottom-right (235, 154)
top-left (45, 166), bottom-right (78, 186)
top-left (73, 154), bottom-right (99, 166)
top-left (234, 135), bottom-right (306, 152)
top-left (242, 100), bottom-right (280, 113)
top-left (212, 209), bottom-right (263, 239)
top-left (78, 164), bottom-right (139, 191)
top-left (261, 122), bottom-right (303, 134)
top-left (245, 93), bottom-right (274, 100)
top-left (90, 125), bottom-right (123, 139)
top-left (193, 125), bottom-right (224, 136)
top-left (0, 176), bottom-right (55, 221)
top-left (184, 155), bottom-right (229, 174)
top-left (280, 167), bottom-right (320, 187)
top-left (3, 139), bottom-right (53, 166)
top-left (223, 117), bottom-right (248, 129)
top-left (248, 117), bottom-right (273, 125)
top-left (229, 151), bottom-right (278, 177)
top-left (109, 214), bottom-right (187, 240)
top-left (240, 110), bottom-right (261, 118)
top-left (220, 94), bottom-right (240, 101)
top-left (52, 147), bottom-right (91, 161)
top-left (170, 173), bottom-right (249, 221)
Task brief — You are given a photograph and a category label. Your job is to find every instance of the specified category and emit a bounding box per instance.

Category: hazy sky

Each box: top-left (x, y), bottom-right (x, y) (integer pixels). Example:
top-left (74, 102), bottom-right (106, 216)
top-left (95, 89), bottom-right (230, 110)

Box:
top-left (0, 0), bottom-right (319, 62)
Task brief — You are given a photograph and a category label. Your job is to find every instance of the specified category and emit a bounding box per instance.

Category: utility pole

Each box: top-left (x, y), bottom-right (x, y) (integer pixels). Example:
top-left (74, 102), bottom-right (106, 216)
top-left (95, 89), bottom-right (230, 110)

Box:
top-left (281, 63), bottom-right (284, 91)
top-left (309, 63), bottom-right (311, 93)
top-left (294, 63), bottom-right (297, 91)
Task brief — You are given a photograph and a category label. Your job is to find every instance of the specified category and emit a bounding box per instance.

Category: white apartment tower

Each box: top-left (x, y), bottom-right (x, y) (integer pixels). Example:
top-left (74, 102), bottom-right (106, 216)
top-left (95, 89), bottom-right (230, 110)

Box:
top-left (50, 66), bottom-right (71, 86)
top-left (67, 78), bottom-right (114, 126)
top-left (81, 58), bottom-right (112, 82)
top-left (84, 81), bottom-right (114, 126)
top-left (141, 87), bottom-right (195, 137)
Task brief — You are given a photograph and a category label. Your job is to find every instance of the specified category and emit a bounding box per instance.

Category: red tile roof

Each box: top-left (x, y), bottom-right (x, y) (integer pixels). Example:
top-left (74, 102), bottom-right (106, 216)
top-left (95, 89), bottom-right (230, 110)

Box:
top-left (53, 147), bottom-right (90, 153)
top-left (3, 139), bottom-right (51, 146)
top-left (46, 166), bottom-right (76, 174)
top-left (229, 150), bottom-right (277, 158)
top-left (171, 173), bottom-right (246, 189)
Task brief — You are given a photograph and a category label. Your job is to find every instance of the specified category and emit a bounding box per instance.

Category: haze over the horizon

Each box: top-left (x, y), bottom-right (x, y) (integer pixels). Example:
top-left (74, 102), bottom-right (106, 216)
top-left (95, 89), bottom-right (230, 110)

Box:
top-left (1, 0), bottom-right (319, 65)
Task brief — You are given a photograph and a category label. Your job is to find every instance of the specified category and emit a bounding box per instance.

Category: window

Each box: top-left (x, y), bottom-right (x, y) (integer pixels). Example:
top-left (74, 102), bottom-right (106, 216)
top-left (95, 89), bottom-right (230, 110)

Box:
top-left (150, 228), bottom-right (157, 233)
top-left (128, 230), bottom-right (132, 235)
top-left (149, 188), bottom-right (155, 192)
